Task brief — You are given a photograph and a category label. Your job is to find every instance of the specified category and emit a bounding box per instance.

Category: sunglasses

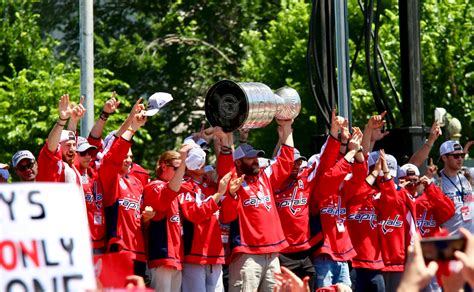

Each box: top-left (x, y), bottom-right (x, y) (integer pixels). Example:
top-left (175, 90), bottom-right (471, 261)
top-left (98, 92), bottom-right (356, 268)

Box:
top-left (17, 161), bottom-right (35, 172)
top-left (447, 153), bottom-right (465, 159)
top-left (78, 150), bottom-right (93, 157)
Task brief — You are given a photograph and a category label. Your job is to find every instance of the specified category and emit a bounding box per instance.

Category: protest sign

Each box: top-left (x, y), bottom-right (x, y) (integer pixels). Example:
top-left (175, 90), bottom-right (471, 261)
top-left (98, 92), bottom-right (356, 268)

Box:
top-left (0, 183), bottom-right (96, 291)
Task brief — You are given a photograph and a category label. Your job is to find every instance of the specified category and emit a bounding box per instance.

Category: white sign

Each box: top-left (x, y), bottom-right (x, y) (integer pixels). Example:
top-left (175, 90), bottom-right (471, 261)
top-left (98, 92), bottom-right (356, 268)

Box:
top-left (0, 183), bottom-right (96, 291)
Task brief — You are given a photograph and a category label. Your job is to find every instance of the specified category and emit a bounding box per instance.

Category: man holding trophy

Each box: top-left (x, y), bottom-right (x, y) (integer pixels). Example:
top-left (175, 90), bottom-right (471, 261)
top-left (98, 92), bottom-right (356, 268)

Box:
top-left (207, 80), bottom-right (299, 291)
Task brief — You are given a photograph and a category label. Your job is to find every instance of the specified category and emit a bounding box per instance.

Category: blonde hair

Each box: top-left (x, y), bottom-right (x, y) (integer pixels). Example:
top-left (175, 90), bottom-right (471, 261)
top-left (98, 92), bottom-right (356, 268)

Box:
top-left (155, 150), bottom-right (180, 176)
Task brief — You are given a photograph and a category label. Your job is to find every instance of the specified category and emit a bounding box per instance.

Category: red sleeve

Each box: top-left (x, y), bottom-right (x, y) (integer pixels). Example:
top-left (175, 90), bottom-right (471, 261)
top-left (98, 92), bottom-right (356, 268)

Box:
top-left (179, 186), bottom-right (220, 224)
top-left (266, 144), bottom-right (294, 188)
top-left (217, 152), bottom-right (235, 178)
top-left (219, 194), bottom-right (240, 224)
top-left (377, 178), bottom-right (400, 206)
top-left (314, 135), bottom-right (341, 183)
top-left (36, 142), bottom-right (62, 182)
top-left (87, 135), bottom-right (103, 160)
top-left (424, 183), bottom-right (455, 225)
top-left (319, 158), bottom-right (352, 198)
top-left (343, 160), bottom-right (368, 201)
top-left (143, 183), bottom-right (180, 220)
top-left (99, 137), bottom-right (132, 206)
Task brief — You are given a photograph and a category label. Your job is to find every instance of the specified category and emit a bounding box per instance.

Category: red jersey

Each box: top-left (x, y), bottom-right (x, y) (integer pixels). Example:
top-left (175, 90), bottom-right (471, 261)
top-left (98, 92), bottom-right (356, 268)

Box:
top-left (377, 179), bottom-right (417, 272)
top-left (415, 184), bottom-right (455, 238)
top-left (218, 144), bottom-right (294, 258)
top-left (313, 158), bottom-right (356, 261)
top-left (98, 137), bottom-right (145, 262)
top-left (37, 142), bottom-right (81, 186)
top-left (75, 136), bottom-right (106, 249)
top-left (76, 165), bottom-right (106, 249)
top-left (344, 161), bottom-right (384, 270)
top-left (142, 180), bottom-right (183, 270)
top-left (177, 177), bottom-right (225, 264)
top-left (274, 162), bottom-right (323, 253)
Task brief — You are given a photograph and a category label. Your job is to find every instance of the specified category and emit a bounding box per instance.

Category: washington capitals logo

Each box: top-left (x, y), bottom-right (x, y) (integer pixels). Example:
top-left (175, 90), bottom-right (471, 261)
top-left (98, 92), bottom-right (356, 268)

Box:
top-left (417, 210), bottom-right (436, 235)
top-left (320, 196), bottom-right (346, 217)
top-left (348, 210), bottom-right (377, 229)
top-left (379, 215), bottom-right (403, 234)
top-left (243, 195), bottom-right (272, 211)
top-left (276, 188), bottom-right (308, 215)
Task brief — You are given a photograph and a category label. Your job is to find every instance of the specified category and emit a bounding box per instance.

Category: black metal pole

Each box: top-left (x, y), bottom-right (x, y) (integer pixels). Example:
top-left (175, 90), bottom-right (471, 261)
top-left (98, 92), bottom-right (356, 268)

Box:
top-left (399, 0), bottom-right (425, 158)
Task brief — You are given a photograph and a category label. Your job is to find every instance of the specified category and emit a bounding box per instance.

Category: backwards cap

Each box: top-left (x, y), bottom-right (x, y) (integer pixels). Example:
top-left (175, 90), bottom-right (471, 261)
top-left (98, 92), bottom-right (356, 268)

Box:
top-left (439, 140), bottom-right (463, 156)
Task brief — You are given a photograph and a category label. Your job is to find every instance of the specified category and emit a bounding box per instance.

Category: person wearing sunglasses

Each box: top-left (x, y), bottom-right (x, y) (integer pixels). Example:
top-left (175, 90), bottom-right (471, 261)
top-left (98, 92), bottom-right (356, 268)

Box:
top-left (439, 140), bottom-right (473, 234)
top-left (11, 150), bottom-right (37, 182)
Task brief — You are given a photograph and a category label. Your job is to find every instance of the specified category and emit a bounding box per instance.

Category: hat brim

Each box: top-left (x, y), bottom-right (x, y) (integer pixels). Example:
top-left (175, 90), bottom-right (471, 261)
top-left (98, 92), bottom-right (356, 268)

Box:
top-left (77, 144), bottom-right (97, 153)
top-left (245, 150), bottom-right (265, 158)
top-left (143, 108), bottom-right (159, 116)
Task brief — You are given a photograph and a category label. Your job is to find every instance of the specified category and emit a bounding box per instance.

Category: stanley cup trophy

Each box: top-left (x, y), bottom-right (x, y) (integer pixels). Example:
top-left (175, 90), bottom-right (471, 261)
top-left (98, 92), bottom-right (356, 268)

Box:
top-left (204, 80), bottom-right (301, 132)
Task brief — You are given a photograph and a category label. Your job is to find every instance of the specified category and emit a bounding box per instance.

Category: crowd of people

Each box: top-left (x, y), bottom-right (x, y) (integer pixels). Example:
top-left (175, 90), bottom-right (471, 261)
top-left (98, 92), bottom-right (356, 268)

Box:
top-left (2, 92), bottom-right (474, 292)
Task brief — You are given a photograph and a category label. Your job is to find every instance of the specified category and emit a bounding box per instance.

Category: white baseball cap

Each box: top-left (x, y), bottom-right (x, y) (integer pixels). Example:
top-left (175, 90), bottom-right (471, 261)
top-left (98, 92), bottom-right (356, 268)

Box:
top-left (439, 140), bottom-right (463, 156)
top-left (398, 163), bottom-right (420, 178)
top-left (143, 92), bottom-right (173, 116)
top-left (12, 150), bottom-right (35, 167)
top-left (185, 147), bottom-right (206, 170)
top-left (76, 136), bottom-right (97, 153)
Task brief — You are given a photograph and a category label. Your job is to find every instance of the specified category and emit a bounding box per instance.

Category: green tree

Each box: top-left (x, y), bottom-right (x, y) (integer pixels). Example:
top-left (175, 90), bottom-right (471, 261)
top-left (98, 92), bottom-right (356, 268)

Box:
top-left (0, 1), bottom-right (132, 167)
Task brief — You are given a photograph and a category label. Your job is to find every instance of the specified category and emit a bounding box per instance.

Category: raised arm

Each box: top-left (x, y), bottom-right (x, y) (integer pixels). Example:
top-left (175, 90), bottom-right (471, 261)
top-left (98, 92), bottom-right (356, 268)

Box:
top-left (408, 121), bottom-right (441, 167)
top-left (362, 111), bottom-right (386, 155)
top-left (90, 92), bottom-right (120, 139)
top-left (48, 94), bottom-right (73, 152)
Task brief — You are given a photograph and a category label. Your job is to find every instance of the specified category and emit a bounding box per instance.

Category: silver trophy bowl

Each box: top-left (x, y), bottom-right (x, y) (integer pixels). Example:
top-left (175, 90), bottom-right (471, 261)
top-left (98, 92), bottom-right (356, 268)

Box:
top-left (204, 80), bottom-right (301, 132)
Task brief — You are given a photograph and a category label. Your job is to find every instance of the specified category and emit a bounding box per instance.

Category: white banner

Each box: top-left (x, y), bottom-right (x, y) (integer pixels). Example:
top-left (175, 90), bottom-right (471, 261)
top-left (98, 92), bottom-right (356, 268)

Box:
top-left (0, 183), bottom-right (96, 291)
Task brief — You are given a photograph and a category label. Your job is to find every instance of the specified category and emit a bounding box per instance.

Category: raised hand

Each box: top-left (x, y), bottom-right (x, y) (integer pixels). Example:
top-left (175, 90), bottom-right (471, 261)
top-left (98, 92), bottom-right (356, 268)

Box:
top-left (380, 149), bottom-right (390, 176)
top-left (464, 141), bottom-right (474, 154)
top-left (70, 96), bottom-right (86, 120)
top-left (330, 108), bottom-right (345, 137)
top-left (103, 91), bottom-right (120, 114)
top-left (128, 98), bottom-right (145, 119)
top-left (348, 127), bottom-right (363, 151)
top-left (58, 94), bottom-right (73, 120)
top-left (367, 111), bottom-right (387, 129)
top-left (425, 158), bottom-right (438, 179)
top-left (340, 119), bottom-right (351, 143)
top-left (178, 143), bottom-right (194, 160)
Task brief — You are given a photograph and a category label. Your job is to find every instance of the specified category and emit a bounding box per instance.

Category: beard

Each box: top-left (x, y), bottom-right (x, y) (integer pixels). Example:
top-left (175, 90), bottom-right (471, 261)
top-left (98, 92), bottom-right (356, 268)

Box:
top-left (240, 160), bottom-right (260, 176)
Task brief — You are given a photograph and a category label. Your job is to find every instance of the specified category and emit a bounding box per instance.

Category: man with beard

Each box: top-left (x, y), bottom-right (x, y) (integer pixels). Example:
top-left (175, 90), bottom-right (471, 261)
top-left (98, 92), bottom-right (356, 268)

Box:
top-left (439, 140), bottom-right (473, 234)
top-left (216, 119), bottom-right (294, 292)
top-left (37, 94), bottom-right (84, 186)
top-left (12, 150), bottom-right (38, 182)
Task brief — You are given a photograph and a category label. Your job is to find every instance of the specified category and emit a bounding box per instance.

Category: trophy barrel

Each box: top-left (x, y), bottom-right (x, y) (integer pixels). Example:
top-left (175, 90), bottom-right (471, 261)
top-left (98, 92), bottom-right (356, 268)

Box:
top-left (205, 80), bottom-right (276, 132)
